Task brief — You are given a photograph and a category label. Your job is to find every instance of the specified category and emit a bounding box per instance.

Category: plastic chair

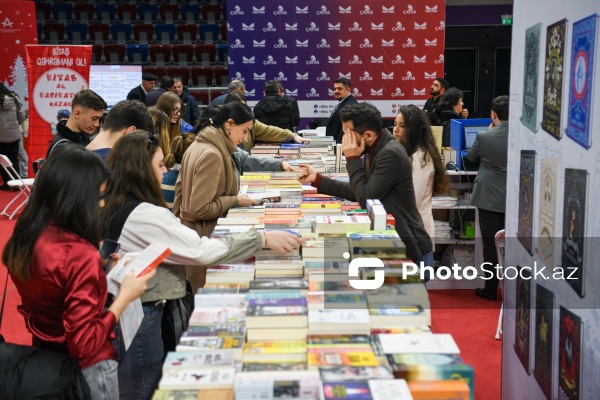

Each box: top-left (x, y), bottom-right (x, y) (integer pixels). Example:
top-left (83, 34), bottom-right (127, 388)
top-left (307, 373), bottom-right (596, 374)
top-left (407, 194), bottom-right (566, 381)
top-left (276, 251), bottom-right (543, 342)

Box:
top-left (219, 22), bottom-right (228, 43)
top-left (73, 3), bottom-right (95, 23)
top-left (190, 91), bottom-right (209, 106)
top-left (180, 4), bottom-right (200, 23)
top-left (166, 67), bottom-right (191, 86)
top-left (194, 44), bottom-right (216, 65)
top-left (159, 4), bottom-right (180, 23)
top-left (216, 44), bottom-right (228, 65)
top-left (127, 44), bottom-right (149, 64)
top-left (138, 4), bottom-right (158, 24)
top-left (88, 23), bottom-right (110, 44)
top-left (103, 44), bottom-right (127, 64)
top-left (155, 24), bottom-right (176, 44)
top-left (494, 229), bottom-right (505, 340)
top-left (66, 22), bottom-right (88, 45)
top-left (111, 23), bottom-right (133, 44)
top-left (176, 24), bottom-right (198, 44)
top-left (95, 4), bottom-right (116, 24)
top-left (143, 66), bottom-right (168, 79)
top-left (92, 44), bottom-right (103, 64)
top-left (0, 155), bottom-right (34, 220)
top-left (201, 3), bottom-right (221, 23)
top-left (172, 44), bottom-right (194, 66)
top-left (149, 44), bottom-right (172, 66)
top-left (190, 66), bottom-right (214, 86)
top-left (213, 66), bottom-right (228, 86)
top-left (198, 23), bottom-right (219, 44)
top-left (43, 22), bottom-right (66, 44)
top-left (51, 2), bottom-right (73, 23)
top-left (116, 4), bottom-right (137, 23)
top-left (35, 2), bottom-right (52, 22)
top-left (133, 23), bottom-right (154, 44)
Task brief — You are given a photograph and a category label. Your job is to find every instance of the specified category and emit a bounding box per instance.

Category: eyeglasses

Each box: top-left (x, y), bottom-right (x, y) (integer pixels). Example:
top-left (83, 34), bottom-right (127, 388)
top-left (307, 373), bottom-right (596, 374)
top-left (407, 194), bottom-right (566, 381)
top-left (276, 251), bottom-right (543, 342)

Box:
top-left (172, 109), bottom-right (182, 115)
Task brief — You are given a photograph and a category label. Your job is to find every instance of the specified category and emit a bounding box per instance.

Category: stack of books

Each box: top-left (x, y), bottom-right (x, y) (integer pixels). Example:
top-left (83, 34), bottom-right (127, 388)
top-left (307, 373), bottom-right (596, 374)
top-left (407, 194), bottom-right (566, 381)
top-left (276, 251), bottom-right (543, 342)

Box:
top-left (347, 230), bottom-right (407, 260)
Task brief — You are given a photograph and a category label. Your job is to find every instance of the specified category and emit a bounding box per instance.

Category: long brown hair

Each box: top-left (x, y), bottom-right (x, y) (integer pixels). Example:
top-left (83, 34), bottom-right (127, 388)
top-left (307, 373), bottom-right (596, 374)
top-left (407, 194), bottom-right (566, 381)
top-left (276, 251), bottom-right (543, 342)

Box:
top-left (100, 131), bottom-right (167, 235)
top-left (156, 92), bottom-right (183, 143)
top-left (148, 106), bottom-right (171, 159)
top-left (397, 105), bottom-right (449, 195)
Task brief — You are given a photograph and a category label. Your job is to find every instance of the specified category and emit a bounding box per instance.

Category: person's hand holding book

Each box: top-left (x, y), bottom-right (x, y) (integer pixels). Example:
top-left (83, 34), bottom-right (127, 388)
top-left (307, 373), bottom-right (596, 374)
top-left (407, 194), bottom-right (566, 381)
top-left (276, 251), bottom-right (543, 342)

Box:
top-left (262, 231), bottom-right (302, 253)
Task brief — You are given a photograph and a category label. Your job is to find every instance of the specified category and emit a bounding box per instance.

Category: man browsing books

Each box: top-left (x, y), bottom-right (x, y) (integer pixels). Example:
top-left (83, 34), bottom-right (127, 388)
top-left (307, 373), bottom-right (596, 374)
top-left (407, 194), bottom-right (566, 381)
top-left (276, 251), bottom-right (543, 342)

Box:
top-left (297, 103), bottom-right (433, 274)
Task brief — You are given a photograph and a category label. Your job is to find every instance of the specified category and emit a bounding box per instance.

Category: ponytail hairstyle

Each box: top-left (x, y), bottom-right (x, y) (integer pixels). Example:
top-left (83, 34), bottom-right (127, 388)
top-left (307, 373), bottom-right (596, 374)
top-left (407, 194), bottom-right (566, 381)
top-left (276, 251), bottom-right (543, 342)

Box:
top-left (397, 105), bottom-right (449, 195)
top-left (194, 102), bottom-right (253, 133)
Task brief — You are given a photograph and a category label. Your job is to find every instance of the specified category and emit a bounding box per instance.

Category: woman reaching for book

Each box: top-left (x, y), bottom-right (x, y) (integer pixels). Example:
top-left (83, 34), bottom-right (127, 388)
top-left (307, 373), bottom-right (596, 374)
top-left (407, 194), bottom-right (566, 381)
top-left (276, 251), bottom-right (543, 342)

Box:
top-left (99, 131), bottom-right (301, 400)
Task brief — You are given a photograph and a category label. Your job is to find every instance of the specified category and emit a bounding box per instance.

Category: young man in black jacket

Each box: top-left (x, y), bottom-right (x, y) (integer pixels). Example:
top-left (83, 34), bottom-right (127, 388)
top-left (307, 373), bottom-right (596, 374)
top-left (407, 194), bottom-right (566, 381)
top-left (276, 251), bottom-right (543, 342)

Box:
top-left (253, 80), bottom-right (296, 131)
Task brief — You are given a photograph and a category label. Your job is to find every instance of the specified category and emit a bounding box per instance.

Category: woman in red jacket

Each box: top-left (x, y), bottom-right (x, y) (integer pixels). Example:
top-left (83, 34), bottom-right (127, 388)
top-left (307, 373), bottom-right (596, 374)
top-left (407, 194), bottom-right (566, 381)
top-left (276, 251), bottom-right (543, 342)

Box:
top-left (2, 144), bottom-right (154, 400)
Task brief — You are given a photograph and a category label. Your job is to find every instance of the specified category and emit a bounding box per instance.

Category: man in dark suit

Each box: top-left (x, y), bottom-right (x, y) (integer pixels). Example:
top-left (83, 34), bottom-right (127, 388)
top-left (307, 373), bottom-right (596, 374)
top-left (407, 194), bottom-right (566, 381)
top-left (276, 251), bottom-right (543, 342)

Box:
top-left (126, 73), bottom-right (157, 104)
top-left (325, 78), bottom-right (358, 143)
top-left (278, 82), bottom-right (300, 131)
top-left (298, 103), bottom-right (433, 271)
top-left (467, 95), bottom-right (509, 301)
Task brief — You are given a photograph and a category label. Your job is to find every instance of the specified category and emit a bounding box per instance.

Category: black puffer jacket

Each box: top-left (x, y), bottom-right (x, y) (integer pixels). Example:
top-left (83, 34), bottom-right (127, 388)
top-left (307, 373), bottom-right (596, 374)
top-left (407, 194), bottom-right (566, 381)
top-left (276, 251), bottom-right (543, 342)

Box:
top-left (180, 87), bottom-right (200, 128)
top-left (434, 108), bottom-right (461, 147)
top-left (253, 95), bottom-right (295, 131)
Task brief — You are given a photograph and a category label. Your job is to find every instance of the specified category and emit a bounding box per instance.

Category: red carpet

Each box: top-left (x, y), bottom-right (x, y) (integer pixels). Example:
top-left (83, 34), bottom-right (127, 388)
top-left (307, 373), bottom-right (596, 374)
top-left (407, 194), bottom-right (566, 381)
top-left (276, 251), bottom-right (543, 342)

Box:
top-left (0, 190), bottom-right (501, 398)
top-left (429, 289), bottom-right (502, 400)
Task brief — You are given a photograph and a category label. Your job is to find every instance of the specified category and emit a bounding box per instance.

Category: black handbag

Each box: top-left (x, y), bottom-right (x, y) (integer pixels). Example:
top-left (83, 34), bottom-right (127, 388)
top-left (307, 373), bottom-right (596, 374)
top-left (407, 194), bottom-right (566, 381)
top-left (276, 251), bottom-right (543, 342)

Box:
top-left (0, 272), bottom-right (91, 400)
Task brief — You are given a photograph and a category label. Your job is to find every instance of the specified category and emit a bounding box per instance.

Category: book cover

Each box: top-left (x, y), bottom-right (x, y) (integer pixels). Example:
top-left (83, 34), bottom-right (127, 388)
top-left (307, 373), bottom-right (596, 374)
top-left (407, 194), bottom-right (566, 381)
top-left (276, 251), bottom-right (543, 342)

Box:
top-left (322, 381), bottom-right (372, 400)
top-left (566, 14), bottom-right (598, 149)
top-left (246, 290), bottom-right (304, 300)
top-left (163, 351), bottom-right (235, 372)
top-left (248, 278), bottom-right (308, 291)
top-left (387, 354), bottom-right (463, 368)
top-left (517, 150), bottom-right (536, 255)
top-left (308, 335), bottom-right (371, 346)
top-left (368, 379), bottom-right (413, 400)
top-left (158, 368), bottom-right (236, 390)
top-left (243, 341), bottom-right (307, 355)
top-left (561, 168), bottom-right (588, 297)
top-left (242, 363), bottom-right (307, 372)
top-left (197, 389), bottom-right (234, 400)
top-left (541, 19), bottom-right (568, 139)
top-left (514, 267), bottom-right (531, 374)
top-left (183, 325), bottom-right (246, 338)
top-left (176, 336), bottom-right (244, 352)
top-left (374, 334), bottom-right (460, 355)
top-left (308, 352), bottom-right (378, 367)
top-left (537, 159), bottom-right (559, 269)
top-left (248, 298), bottom-right (307, 307)
top-left (308, 309), bottom-right (370, 324)
top-left (319, 366), bottom-right (393, 382)
top-left (247, 305), bottom-right (307, 317)
top-left (151, 390), bottom-right (199, 400)
top-left (534, 284), bottom-right (554, 400)
top-left (558, 307), bottom-right (582, 400)
top-left (522, 23), bottom-right (542, 132)
top-left (188, 307), bottom-right (246, 326)
top-left (407, 380), bottom-right (469, 400)
top-left (234, 375), bottom-right (320, 400)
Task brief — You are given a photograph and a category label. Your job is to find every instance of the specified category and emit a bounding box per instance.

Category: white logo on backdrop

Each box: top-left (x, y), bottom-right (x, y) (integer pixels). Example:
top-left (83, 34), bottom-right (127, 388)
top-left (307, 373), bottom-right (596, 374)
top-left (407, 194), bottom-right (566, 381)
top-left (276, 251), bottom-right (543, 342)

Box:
top-left (228, 56), bottom-right (233, 65)
top-left (403, 5), bottom-right (417, 14)
top-left (227, 23), bottom-right (233, 32)
top-left (273, 6), bottom-right (287, 15)
top-left (371, 22), bottom-right (383, 30)
top-left (231, 39), bottom-right (245, 48)
top-left (402, 38), bottom-right (416, 48)
top-left (352, 88), bottom-right (363, 97)
top-left (425, 38), bottom-right (438, 46)
top-left (244, 89), bottom-right (255, 97)
top-left (371, 88), bottom-right (383, 96)
top-left (328, 23), bottom-right (340, 30)
top-left (230, 5), bottom-right (244, 15)
top-left (253, 40), bottom-right (265, 47)
top-left (382, 72), bottom-right (394, 80)
top-left (436, 21), bottom-right (446, 30)
top-left (359, 71), bottom-right (373, 81)
top-left (435, 54), bottom-right (445, 64)
top-left (414, 55), bottom-right (426, 63)
top-left (253, 72), bottom-right (265, 80)
top-left (339, 39), bottom-right (351, 47)
top-left (296, 40), bottom-right (308, 47)
top-left (275, 72), bottom-right (288, 81)
top-left (306, 88), bottom-right (320, 98)
top-left (285, 56), bottom-right (298, 64)
top-left (242, 23), bottom-right (254, 31)
top-left (296, 6), bottom-right (308, 14)
top-left (392, 88), bottom-right (405, 97)
top-left (274, 39), bottom-right (288, 48)
top-left (286, 88), bottom-right (298, 97)
top-left (328, 88), bottom-right (334, 96)
top-left (415, 22), bottom-right (427, 30)
top-left (242, 56), bottom-right (255, 64)
top-left (306, 55), bottom-right (319, 65)
top-left (359, 5), bottom-right (373, 14)
top-left (252, 6), bottom-right (265, 14)
top-left (382, 39), bottom-right (395, 47)
top-left (263, 22), bottom-right (276, 32)
top-left (317, 5), bottom-right (330, 15)
top-left (316, 39), bottom-right (331, 48)
top-left (359, 39), bottom-right (373, 48)
top-left (306, 22), bottom-right (319, 32)
top-left (392, 55), bottom-right (406, 64)
top-left (339, 72), bottom-right (352, 79)
top-left (339, 6), bottom-right (351, 13)
top-left (349, 55), bottom-right (363, 65)
top-left (392, 22), bottom-right (406, 32)
top-left (296, 72), bottom-right (309, 80)
top-left (328, 56), bottom-right (341, 63)
top-left (371, 55), bottom-right (383, 63)
top-left (349, 22), bottom-right (363, 32)
top-left (316, 72), bottom-right (330, 81)
top-left (424, 71), bottom-right (437, 79)
top-left (234, 71), bottom-right (245, 80)
top-left (426, 5), bottom-right (439, 13)
top-left (285, 23), bottom-right (298, 30)
top-left (264, 55), bottom-right (277, 65)
top-left (402, 71), bottom-right (416, 81)
top-left (382, 5), bottom-right (395, 13)
top-left (414, 88), bottom-right (426, 95)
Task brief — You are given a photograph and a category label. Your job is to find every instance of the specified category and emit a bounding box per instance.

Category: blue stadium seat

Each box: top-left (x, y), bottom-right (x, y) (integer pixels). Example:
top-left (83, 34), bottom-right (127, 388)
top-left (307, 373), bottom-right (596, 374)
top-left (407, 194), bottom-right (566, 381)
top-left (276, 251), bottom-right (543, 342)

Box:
top-left (155, 24), bottom-right (176, 44)
top-left (127, 44), bottom-right (149, 64)
top-left (51, 2), bottom-right (73, 23)
top-left (138, 4), bottom-right (158, 24)
top-left (111, 23), bottom-right (133, 44)
top-left (66, 22), bottom-right (88, 45)
top-left (198, 23), bottom-right (219, 44)
top-left (216, 44), bottom-right (228, 65)
top-left (43, 22), bottom-right (65, 44)
top-left (180, 4), bottom-right (200, 23)
top-left (95, 4), bottom-right (116, 24)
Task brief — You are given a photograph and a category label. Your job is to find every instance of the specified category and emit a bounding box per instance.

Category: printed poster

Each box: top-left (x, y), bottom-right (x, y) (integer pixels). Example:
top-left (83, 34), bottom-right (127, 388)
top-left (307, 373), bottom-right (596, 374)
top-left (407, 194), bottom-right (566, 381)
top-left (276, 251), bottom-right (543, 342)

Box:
top-left (522, 23), bottom-right (542, 132)
top-left (566, 14), bottom-right (598, 149)
top-left (537, 159), bottom-right (559, 269)
top-left (558, 307), bottom-right (582, 400)
top-left (533, 284), bottom-right (554, 400)
top-left (514, 267), bottom-right (531, 374)
top-left (517, 150), bottom-right (536, 255)
top-left (561, 168), bottom-right (588, 298)
top-left (541, 19), bottom-right (567, 139)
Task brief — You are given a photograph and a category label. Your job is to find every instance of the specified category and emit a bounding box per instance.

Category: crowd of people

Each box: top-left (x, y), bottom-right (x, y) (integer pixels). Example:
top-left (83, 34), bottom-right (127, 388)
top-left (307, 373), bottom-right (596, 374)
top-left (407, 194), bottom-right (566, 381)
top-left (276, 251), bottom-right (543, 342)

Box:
top-left (0, 75), bottom-right (508, 399)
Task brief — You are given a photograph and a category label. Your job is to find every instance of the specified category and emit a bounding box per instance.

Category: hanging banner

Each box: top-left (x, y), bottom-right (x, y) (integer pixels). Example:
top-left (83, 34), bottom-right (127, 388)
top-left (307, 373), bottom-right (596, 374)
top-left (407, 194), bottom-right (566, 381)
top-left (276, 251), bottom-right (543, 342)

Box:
top-left (25, 45), bottom-right (92, 164)
top-left (0, 0), bottom-right (38, 109)
top-left (227, 0), bottom-right (445, 119)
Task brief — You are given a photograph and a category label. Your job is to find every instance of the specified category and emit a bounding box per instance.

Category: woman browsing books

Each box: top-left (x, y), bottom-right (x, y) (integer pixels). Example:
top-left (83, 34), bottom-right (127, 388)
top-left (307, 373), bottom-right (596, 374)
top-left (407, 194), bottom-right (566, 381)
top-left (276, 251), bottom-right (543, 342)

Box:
top-left (2, 145), bottom-right (155, 400)
top-left (99, 131), bottom-right (301, 400)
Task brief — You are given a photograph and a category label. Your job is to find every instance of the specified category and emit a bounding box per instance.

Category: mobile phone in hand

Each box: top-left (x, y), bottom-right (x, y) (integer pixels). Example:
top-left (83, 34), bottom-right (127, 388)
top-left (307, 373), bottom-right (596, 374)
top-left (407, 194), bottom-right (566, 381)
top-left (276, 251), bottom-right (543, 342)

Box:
top-left (99, 239), bottom-right (120, 260)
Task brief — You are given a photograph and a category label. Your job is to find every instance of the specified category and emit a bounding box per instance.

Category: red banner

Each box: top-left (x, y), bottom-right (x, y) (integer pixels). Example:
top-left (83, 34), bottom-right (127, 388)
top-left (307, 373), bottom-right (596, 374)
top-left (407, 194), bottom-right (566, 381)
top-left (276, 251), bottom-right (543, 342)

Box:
top-left (0, 1), bottom-right (37, 107)
top-left (25, 45), bottom-right (92, 164)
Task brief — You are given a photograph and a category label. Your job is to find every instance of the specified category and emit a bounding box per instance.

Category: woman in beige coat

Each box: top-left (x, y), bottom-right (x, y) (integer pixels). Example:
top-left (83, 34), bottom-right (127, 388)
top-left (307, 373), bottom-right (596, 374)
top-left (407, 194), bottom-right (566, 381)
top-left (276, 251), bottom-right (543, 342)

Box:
top-left (173, 102), bottom-right (259, 291)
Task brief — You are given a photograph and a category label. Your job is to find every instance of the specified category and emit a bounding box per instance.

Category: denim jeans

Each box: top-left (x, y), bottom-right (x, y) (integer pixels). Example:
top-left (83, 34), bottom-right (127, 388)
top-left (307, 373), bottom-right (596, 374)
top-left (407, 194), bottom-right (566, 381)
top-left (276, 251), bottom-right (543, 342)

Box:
top-left (81, 359), bottom-right (119, 400)
top-left (113, 303), bottom-right (164, 400)
top-left (414, 251), bottom-right (434, 282)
